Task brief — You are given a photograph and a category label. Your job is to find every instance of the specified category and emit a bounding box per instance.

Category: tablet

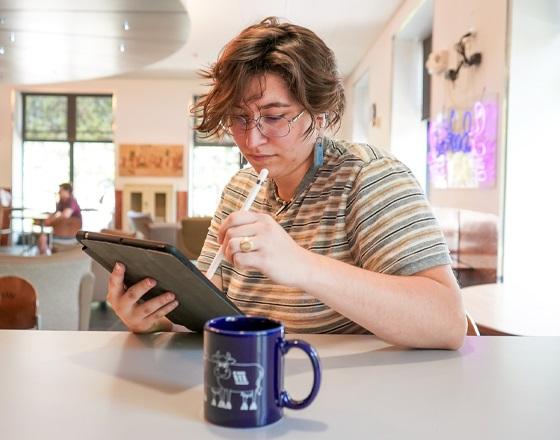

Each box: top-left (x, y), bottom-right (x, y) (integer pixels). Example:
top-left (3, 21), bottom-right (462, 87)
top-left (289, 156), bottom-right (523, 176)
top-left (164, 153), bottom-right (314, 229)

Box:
top-left (76, 230), bottom-right (243, 332)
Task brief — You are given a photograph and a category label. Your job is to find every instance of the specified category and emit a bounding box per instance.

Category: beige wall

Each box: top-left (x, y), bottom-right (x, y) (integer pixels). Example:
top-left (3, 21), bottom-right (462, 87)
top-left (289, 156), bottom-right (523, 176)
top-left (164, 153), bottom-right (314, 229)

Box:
top-left (343, 0), bottom-right (509, 215)
top-left (0, 77), bottom-right (207, 191)
top-left (341, 0), bottom-right (425, 148)
top-left (0, 86), bottom-right (13, 188)
top-left (429, 0), bottom-right (508, 214)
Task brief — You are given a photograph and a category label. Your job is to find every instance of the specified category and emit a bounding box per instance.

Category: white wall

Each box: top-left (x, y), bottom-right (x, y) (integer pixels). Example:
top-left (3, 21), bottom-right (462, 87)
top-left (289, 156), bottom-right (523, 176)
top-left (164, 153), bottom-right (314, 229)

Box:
top-left (390, 38), bottom-right (427, 190)
top-left (502, 0), bottom-right (560, 284)
top-left (341, 0), bottom-right (425, 147)
top-left (0, 86), bottom-right (13, 188)
top-left (0, 77), bottom-right (207, 192)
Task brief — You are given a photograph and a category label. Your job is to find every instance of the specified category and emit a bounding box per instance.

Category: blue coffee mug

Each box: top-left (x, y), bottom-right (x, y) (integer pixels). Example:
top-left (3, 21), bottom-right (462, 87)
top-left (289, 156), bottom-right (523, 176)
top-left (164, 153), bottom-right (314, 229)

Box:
top-left (203, 316), bottom-right (321, 428)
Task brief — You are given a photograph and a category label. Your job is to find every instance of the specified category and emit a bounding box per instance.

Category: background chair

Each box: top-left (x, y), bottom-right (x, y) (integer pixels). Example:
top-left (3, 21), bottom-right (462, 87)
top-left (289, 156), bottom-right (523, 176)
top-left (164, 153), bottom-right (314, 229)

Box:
top-left (0, 276), bottom-right (38, 329)
top-left (177, 216), bottom-right (211, 260)
top-left (127, 210), bottom-right (179, 245)
top-left (466, 311), bottom-right (480, 336)
top-left (0, 248), bottom-right (94, 330)
top-left (0, 188), bottom-right (12, 246)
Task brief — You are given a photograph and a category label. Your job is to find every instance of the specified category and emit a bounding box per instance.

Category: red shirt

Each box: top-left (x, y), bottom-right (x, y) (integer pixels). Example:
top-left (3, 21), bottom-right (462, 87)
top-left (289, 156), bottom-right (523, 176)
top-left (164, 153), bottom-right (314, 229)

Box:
top-left (56, 197), bottom-right (82, 220)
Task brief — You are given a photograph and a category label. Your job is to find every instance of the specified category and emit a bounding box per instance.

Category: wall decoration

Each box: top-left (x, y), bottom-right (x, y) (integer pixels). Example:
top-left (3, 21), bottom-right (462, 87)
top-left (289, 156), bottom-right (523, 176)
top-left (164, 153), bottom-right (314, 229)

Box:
top-left (428, 99), bottom-right (498, 189)
top-left (118, 144), bottom-right (184, 177)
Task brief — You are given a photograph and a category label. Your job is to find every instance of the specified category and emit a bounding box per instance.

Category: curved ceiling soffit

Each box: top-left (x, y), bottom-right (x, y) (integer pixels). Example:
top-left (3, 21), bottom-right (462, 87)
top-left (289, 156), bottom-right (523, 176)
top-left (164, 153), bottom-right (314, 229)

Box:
top-left (0, 0), bottom-right (189, 84)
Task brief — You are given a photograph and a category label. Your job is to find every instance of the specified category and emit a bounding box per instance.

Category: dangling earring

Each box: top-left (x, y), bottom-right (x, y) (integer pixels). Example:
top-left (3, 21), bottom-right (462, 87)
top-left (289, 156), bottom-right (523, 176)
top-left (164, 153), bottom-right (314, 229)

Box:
top-left (314, 114), bottom-right (327, 168)
top-left (314, 135), bottom-right (323, 168)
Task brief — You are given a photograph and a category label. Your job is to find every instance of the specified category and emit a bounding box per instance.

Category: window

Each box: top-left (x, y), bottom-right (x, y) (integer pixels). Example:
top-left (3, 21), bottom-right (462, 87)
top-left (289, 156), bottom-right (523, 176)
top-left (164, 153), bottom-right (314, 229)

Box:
top-left (189, 96), bottom-right (243, 216)
top-left (20, 93), bottom-right (115, 231)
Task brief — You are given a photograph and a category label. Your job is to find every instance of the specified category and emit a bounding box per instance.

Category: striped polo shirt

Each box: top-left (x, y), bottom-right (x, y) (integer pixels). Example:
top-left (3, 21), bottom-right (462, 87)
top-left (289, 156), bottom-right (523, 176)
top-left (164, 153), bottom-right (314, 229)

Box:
top-left (197, 139), bottom-right (451, 333)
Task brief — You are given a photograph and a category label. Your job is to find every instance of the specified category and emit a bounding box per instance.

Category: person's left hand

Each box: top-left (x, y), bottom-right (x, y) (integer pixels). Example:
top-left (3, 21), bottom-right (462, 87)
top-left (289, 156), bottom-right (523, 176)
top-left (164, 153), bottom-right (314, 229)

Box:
top-left (218, 211), bottom-right (310, 287)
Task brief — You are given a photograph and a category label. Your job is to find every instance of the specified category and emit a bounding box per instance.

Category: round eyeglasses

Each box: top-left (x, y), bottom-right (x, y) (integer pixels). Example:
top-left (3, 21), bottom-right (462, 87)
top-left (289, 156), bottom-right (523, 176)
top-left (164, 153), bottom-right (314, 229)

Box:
top-left (225, 110), bottom-right (305, 138)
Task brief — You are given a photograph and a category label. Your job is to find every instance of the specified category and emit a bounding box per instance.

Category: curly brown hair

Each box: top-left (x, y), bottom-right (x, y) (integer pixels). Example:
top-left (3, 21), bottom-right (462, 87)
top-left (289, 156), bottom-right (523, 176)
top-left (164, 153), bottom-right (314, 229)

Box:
top-left (193, 17), bottom-right (345, 140)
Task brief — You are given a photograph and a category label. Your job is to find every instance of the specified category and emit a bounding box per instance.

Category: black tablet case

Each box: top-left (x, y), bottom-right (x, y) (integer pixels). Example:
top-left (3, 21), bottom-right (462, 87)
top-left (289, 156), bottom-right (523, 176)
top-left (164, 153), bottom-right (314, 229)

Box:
top-left (76, 230), bottom-right (242, 332)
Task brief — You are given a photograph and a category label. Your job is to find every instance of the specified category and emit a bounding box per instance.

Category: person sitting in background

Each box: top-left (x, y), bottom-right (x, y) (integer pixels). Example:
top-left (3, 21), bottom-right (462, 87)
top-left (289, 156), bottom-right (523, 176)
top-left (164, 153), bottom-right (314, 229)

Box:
top-left (37, 183), bottom-right (82, 254)
top-left (46, 183), bottom-right (82, 234)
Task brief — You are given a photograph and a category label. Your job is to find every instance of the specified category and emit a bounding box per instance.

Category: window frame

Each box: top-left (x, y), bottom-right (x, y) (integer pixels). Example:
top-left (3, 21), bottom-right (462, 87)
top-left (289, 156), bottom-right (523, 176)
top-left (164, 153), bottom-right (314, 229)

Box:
top-left (22, 92), bottom-right (113, 182)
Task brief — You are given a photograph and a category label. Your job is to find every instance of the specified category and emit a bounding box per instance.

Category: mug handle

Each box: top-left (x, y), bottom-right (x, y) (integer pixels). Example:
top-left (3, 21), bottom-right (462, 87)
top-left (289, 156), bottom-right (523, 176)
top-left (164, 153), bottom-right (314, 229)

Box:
top-left (278, 339), bottom-right (321, 410)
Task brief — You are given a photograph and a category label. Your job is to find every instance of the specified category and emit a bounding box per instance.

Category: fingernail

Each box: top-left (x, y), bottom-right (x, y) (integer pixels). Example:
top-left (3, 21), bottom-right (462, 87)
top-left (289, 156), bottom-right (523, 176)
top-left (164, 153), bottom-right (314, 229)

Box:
top-left (168, 293), bottom-right (176, 301)
top-left (114, 262), bottom-right (122, 271)
top-left (147, 278), bottom-right (156, 287)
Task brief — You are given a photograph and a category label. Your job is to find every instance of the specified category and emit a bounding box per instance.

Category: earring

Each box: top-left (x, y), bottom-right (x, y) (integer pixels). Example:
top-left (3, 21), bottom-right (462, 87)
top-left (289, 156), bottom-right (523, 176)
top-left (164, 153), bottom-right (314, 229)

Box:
top-left (314, 135), bottom-right (323, 168)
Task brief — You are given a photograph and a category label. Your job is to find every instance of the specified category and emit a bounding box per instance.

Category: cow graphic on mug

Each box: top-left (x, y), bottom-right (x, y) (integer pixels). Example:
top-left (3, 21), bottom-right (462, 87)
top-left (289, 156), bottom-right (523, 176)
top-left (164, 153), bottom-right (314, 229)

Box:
top-left (206, 351), bottom-right (265, 411)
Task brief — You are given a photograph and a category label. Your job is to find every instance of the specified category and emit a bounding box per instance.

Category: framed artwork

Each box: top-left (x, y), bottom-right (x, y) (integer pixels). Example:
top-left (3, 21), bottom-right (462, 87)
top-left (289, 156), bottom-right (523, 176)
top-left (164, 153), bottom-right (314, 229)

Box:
top-left (118, 144), bottom-right (184, 177)
top-left (192, 95), bottom-right (236, 147)
top-left (427, 98), bottom-right (498, 189)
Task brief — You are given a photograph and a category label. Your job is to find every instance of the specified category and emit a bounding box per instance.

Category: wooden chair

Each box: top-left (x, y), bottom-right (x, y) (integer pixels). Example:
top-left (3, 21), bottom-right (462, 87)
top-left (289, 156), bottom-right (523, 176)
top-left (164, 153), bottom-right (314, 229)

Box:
top-left (466, 311), bottom-right (480, 336)
top-left (0, 276), bottom-right (38, 329)
top-left (127, 210), bottom-right (179, 245)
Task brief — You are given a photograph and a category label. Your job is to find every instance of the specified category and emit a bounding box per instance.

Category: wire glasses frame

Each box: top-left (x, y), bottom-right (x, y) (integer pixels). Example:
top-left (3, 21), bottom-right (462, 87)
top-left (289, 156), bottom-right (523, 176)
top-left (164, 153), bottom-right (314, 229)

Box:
top-left (224, 110), bottom-right (305, 138)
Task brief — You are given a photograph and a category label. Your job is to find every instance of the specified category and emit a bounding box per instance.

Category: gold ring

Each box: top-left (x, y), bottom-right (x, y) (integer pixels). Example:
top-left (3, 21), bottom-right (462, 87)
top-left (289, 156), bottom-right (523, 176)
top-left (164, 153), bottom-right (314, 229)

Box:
top-left (239, 236), bottom-right (254, 253)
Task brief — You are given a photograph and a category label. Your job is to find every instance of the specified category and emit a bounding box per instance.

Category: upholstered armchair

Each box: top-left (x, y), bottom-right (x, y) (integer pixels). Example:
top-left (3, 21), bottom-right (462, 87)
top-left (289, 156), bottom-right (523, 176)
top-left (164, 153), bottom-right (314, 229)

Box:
top-left (127, 210), bottom-right (179, 245)
top-left (0, 248), bottom-right (94, 330)
top-left (177, 216), bottom-right (212, 261)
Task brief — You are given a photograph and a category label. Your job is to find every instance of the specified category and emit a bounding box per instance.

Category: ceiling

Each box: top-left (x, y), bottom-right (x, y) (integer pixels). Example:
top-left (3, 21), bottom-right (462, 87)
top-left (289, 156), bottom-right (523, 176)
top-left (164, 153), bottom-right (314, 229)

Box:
top-left (0, 0), bottom-right (404, 85)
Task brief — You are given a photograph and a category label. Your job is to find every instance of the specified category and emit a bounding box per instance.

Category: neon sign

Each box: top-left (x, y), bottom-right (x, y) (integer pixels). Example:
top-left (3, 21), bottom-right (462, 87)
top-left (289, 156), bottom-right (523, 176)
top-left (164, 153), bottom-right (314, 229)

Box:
top-left (427, 100), bottom-right (498, 188)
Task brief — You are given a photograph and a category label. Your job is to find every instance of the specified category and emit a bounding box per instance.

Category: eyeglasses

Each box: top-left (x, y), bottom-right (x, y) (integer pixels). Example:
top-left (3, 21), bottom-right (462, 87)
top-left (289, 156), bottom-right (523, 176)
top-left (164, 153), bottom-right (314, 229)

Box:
top-left (225, 110), bottom-right (305, 138)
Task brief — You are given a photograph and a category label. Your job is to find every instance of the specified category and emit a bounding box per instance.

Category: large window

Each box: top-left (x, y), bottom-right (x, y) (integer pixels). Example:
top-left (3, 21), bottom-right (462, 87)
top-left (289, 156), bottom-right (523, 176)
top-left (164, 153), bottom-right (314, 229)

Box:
top-left (189, 96), bottom-right (243, 216)
top-left (21, 93), bottom-right (115, 231)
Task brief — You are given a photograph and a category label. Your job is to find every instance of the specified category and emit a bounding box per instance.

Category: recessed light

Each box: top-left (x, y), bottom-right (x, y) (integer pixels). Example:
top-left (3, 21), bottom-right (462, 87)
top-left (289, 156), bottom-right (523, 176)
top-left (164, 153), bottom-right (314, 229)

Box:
top-left (119, 43), bottom-right (125, 53)
top-left (0, 47), bottom-right (5, 55)
top-left (10, 32), bottom-right (15, 43)
top-left (123, 20), bottom-right (130, 31)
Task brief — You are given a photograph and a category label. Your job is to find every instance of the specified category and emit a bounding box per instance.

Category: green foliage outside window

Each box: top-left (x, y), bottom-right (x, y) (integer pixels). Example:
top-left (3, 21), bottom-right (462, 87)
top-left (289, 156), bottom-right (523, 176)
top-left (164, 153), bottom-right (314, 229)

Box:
top-left (77, 96), bottom-right (113, 141)
top-left (24, 95), bottom-right (68, 140)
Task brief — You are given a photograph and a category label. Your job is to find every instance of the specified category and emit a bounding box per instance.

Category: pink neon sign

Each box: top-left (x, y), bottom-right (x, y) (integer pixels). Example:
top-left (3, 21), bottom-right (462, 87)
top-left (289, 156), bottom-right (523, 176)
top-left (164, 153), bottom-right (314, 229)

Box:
top-left (427, 100), bottom-right (498, 189)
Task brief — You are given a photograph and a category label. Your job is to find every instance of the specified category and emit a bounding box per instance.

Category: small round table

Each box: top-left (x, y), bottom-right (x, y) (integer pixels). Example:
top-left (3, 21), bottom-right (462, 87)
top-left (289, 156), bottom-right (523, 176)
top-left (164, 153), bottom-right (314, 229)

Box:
top-left (462, 282), bottom-right (560, 336)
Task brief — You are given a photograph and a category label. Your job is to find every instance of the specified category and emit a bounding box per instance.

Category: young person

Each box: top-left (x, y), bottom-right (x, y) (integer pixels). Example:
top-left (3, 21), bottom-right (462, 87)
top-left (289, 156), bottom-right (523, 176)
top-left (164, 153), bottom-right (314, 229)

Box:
top-left (107, 17), bottom-right (466, 349)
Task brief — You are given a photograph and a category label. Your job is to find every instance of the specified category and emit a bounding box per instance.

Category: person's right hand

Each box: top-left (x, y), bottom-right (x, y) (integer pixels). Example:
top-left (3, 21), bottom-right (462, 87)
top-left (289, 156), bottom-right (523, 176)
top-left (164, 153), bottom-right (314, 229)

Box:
top-left (107, 262), bottom-right (179, 333)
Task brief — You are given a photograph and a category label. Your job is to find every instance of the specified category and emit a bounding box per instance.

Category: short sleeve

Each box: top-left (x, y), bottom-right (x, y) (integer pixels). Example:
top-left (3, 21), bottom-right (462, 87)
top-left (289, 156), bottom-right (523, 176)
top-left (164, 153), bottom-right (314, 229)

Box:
top-left (345, 158), bottom-right (451, 275)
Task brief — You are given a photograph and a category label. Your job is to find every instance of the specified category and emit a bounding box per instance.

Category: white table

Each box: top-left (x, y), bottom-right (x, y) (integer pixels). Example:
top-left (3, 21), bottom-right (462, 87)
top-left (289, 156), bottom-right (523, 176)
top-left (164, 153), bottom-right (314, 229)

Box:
top-left (1, 331), bottom-right (559, 439)
top-left (463, 282), bottom-right (560, 336)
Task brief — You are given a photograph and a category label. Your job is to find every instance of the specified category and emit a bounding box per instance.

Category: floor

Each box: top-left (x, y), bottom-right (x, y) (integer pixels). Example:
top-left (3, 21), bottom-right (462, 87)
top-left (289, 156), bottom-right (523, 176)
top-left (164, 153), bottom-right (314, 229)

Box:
top-left (89, 302), bottom-right (127, 331)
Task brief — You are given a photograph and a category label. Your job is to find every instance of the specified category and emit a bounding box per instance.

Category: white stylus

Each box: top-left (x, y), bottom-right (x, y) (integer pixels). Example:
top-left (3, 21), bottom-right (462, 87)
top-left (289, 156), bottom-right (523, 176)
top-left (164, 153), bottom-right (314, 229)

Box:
top-left (205, 168), bottom-right (269, 280)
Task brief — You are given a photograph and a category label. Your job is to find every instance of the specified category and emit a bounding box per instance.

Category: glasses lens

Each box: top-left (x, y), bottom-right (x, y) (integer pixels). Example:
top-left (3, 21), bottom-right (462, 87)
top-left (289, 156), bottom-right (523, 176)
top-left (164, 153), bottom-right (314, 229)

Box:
top-left (227, 116), bottom-right (247, 131)
top-left (259, 116), bottom-right (290, 137)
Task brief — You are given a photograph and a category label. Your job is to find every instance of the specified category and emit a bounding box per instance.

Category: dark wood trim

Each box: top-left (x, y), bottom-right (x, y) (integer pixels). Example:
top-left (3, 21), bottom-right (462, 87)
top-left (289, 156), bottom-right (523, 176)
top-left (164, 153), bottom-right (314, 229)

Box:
top-left (115, 190), bottom-right (123, 230)
top-left (176, 191), bottom-right (188, 221)
top-left (0, 187), bottom-right (11, 246)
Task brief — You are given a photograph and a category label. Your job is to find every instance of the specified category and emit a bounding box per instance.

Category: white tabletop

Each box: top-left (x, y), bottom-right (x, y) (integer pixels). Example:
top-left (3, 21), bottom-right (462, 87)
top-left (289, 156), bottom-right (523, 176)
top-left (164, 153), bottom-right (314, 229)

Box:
top-left (462, 282), bottom-right (560, 336)
top-left (1, 331), bottom-right (559, 439)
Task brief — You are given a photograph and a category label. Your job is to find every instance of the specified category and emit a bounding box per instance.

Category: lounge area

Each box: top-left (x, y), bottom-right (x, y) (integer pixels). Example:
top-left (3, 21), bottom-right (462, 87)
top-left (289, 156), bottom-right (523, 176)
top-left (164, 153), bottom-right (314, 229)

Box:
top-left (1, 0), bottom-right (559, 438)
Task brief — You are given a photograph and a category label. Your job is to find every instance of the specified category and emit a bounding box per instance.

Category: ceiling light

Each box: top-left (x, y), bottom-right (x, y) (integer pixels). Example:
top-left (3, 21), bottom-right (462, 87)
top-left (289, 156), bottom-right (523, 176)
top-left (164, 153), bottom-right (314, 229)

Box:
top-left (10, 32), bottom-right (15, 43)
top-left (119, 43), bottom-right (125, 53)
top-left (0, 47), bottom-right (5, 55)
top-left (123, 20), bottom-right (130, 31)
